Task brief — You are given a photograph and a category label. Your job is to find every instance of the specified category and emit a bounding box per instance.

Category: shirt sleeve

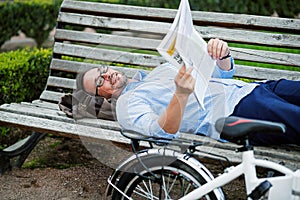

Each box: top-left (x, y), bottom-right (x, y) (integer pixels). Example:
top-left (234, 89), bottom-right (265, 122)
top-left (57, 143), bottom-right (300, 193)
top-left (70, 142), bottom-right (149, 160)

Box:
top-left (212, 57), bottom-right (236, 78)
top-left (116, 91), bottom-right (178, 140)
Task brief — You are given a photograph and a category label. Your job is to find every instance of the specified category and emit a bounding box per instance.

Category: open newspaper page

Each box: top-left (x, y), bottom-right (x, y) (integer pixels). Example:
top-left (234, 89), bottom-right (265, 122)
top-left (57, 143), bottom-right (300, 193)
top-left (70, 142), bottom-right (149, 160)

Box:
top-left (157, 0), bottom-right (216, 109)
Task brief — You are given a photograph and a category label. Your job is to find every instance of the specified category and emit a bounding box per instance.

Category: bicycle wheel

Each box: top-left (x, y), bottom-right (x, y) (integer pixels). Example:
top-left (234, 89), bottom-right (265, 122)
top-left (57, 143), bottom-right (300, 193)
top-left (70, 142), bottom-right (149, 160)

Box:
top-left (111, 149), bottom-right (224, 200)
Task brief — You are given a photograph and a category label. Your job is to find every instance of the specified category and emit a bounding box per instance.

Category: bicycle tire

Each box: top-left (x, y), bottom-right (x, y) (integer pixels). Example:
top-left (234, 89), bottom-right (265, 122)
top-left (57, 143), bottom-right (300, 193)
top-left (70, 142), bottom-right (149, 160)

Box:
top-left (111, 149), bottom-right (224, 200)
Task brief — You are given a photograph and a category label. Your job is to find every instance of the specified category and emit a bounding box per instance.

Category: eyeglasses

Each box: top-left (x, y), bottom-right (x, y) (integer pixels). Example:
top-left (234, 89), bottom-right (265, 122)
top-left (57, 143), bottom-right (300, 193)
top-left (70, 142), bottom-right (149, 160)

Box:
top-left (95, 65), bottom-right (108, 96)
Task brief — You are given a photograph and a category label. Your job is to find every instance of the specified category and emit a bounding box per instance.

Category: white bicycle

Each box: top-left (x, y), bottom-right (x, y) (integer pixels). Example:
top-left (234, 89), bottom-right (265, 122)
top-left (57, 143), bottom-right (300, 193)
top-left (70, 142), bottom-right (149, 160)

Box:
top-left (106, 116), bottom-right (300, 200)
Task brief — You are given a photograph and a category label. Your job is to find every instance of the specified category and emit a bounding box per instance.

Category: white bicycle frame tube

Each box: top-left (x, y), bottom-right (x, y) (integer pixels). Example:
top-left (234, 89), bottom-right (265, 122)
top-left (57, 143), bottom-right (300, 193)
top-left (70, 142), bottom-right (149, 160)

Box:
top-left (180, 150), bottom-right (296, 200)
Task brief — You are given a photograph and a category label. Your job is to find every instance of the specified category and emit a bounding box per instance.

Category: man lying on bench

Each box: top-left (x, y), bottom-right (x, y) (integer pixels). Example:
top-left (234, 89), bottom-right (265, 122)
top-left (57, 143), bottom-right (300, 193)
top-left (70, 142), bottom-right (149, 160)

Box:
top-left (75, 38), bottom-right (300, 146)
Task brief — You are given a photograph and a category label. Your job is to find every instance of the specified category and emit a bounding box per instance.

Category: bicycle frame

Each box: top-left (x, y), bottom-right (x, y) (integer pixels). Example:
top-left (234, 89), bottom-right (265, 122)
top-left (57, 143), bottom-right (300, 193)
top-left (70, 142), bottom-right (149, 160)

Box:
top-left (180, 149), bottom-right (300, 200)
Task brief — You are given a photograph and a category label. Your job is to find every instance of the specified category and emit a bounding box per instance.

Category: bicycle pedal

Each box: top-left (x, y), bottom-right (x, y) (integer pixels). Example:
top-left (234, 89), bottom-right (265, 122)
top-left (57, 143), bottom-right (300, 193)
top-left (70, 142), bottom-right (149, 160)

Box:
top-left (248, 180), bottom-right (272, 200)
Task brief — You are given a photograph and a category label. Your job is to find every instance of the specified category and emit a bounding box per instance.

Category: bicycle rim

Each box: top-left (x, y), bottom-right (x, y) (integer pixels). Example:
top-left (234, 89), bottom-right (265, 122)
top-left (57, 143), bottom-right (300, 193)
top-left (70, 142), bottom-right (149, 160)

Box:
top-left (112, 157), bottom-right (221, 200)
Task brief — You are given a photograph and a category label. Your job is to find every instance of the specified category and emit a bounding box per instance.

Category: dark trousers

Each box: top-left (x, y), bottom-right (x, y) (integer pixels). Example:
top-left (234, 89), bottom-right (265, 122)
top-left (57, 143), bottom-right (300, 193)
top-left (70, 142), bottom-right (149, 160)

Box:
top-left (231, 79), bottom-right (300, 146)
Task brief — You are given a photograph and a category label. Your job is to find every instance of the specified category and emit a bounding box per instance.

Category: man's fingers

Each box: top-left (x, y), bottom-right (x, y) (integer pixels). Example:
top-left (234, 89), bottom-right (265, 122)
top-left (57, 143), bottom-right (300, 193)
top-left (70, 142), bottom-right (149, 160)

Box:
top-left (181, 66), bottom-right (193, 80)
top-left (217, 41), bottom-right (223, 58)
top-left (176, 65), bottom-right (186, 79)
top-left (207, 39), bottom-right (213, 57)
top-left (207, 38), bottom-right (229, 59)
top-left (220, 42), bottom-right (229, 59)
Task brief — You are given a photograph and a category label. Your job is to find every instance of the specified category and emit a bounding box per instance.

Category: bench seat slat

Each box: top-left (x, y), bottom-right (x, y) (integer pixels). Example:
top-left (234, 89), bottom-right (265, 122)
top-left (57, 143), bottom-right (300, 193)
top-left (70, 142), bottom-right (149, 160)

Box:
top-left (31, 100), bottom-right (63, 110)
top-left (0, 103), bottom-right (120, 130)
top-left (58, 12), bottom-right (300, 48)
top-left (61, 1), bottom-right (300, 32)
top-left (0, 103), bottom-right (73, 123)
top-left (0, 107), bottom-right (298, 169)
top-left (0, 110), bottom-right (128, 143)
top-left (1, 100), bottom-right (299, 169)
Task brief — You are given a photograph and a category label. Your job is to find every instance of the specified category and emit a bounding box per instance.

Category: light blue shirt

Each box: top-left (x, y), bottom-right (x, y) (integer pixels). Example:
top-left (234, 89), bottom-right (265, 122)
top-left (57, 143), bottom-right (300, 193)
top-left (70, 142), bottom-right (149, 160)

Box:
top-left (116, 59), bottom-right (258, 140)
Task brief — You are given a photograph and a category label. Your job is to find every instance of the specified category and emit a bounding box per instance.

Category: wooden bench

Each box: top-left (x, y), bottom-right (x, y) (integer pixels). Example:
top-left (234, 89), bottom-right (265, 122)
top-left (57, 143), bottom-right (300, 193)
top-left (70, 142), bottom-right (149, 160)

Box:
top-left (0, 0), bottom-right (299, 173)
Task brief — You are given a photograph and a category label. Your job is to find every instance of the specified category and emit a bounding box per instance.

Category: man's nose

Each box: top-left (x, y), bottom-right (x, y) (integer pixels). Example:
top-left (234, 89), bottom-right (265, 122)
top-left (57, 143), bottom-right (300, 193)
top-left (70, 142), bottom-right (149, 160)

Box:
top-left (102, 72), bottom-right (111, 80)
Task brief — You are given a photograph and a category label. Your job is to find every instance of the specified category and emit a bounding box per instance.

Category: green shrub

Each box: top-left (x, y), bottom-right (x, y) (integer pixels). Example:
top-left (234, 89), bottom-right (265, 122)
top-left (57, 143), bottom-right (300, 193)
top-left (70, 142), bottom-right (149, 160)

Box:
top-left (0, 2), bottom-right (20, 46)
top-left (0, 48), bottom-right (52, 105)
top-left (0, 0), bottom-right (62, 48)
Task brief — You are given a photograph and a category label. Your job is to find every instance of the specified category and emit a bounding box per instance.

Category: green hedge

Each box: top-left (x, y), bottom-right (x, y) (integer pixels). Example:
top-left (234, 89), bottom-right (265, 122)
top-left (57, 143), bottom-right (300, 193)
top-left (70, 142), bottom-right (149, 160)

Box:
top-left (0, 48), bottom-right (52, 105)
top-left (0, 0), bottom-right (62, 48)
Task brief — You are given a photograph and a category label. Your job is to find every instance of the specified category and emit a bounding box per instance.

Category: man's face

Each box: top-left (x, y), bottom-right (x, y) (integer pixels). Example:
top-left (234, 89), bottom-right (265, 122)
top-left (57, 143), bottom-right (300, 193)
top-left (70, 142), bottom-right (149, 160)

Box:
top-left (83, 67), bottom-right (128, 99)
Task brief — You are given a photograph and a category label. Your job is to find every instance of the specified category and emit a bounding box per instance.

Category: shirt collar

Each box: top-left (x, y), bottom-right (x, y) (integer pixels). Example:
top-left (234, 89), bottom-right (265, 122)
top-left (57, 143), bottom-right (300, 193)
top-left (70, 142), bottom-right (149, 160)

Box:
top-left (121, 71), bottom-right (147, 95)
top-left (132, 70), bottom-right (148, 81)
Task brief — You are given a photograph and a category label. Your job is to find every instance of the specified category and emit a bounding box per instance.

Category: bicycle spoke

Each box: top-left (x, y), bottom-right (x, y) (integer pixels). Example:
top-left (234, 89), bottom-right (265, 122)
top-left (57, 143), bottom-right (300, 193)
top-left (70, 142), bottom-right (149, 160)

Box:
top-left (133, 180), bottom-right (159, 200)
top-left (184, 180), bottom-right (192, 196)
top-left (112, 154), bottom-right (224, 200)
top-left (167, 171), bottom-right (179, 194)
top-left (161, 174), bottom-right (171, 199)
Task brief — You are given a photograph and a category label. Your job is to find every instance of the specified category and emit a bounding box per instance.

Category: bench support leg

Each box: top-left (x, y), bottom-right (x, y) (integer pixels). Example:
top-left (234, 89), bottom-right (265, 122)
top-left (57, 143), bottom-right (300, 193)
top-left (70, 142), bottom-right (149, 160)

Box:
top-left (0, 132), bottom-right (46, 175)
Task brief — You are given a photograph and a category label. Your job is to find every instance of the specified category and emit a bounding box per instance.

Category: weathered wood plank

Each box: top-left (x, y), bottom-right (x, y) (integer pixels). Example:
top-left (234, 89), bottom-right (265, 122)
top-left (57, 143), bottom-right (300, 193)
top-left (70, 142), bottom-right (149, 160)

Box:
top-left (230, 47), bottom-right (300, 67)
top-left (0, 110), bottom-right (127, 143)
top-left (0, 103), bottom-right (73, 123)
top-left (50, 59), bottom-right (149, 76)
top-left (55, 29), bottom-right (160, 50)
top-left (58, 12), bottom-right (300, 48)
top-left (46, 76), bottom-right (75, 89)
top-left (234, 64), bottom-right (300, 80)
top-left (39, 90), bottom-right (64, 103)
top-left (55, 29), bottom-right (300, 67)
top-left (194, 26), bottom-right (300, 48)
top-left (53, 42), bottom-right (300, 73)
top-left (61, 1), bottom-right (300, 32)
top-left (31, 100), bottom-right (61, 110)
top-left (46, 64), bottom-right (300, 92)
top-left (53, 43), bottom-right (165, 67)
top-left (51, 58), bottom-right (300, 81)
top-left (0, 107), bottom-right (298, 170)
top-left (0, 103), bottom-right (120, 131)
top-left (1, 101), bottom-right (299, 169)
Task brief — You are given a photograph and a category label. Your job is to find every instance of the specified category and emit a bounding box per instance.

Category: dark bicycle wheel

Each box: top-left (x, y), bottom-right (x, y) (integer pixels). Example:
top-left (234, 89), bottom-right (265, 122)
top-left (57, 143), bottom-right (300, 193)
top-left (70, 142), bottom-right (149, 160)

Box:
top-left (110, 149), bottom-right (224, 200)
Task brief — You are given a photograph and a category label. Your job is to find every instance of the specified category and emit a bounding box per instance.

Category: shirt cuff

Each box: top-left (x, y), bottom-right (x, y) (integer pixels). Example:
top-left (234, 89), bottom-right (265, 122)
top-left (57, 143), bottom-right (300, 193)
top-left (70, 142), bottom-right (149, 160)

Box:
top-left (213, 57), bottom-right (236, 78)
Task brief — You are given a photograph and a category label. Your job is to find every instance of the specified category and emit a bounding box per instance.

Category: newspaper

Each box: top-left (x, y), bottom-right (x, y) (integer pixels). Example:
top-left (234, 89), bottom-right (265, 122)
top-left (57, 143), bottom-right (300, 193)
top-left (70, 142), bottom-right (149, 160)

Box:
top-left (157, 0), bottom-right (216, 109)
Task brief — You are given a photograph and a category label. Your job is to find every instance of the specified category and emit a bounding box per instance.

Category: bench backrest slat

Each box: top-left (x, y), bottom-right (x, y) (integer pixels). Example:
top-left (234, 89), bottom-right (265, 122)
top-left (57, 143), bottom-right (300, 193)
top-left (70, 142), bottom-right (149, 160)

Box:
top-left (53, 43), bottom-right (164, 67)
top-left (61, 1), bottom-right (300, 32)
top-left (58, 12), bottom-right (300, 48)
top-left (40, 0), bottom-right (300, 103)
top-left (54, 29), bottom-right (300, 67)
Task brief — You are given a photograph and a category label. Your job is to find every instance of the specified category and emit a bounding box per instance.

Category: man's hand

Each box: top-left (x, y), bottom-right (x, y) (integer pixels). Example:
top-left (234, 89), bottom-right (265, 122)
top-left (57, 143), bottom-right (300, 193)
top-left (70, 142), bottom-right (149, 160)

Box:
top-left (207, 38), bottom-right (232, 71)
top-left (207, 38), bottom-right (230, 60)
top-left (174, 65), bottom-right (195, 96)
top-left (158, 65), bottom-right (195, 134)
